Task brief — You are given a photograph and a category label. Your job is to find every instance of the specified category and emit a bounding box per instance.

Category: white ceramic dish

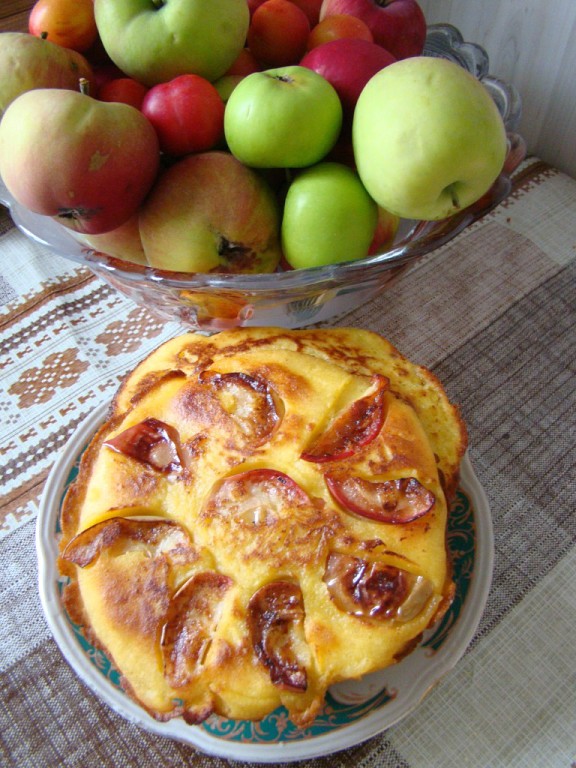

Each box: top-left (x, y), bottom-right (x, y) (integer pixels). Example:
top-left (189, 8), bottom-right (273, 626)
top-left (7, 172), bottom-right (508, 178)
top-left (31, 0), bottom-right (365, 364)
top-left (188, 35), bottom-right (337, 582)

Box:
top-left (37, 401), bottom-right (493, 763)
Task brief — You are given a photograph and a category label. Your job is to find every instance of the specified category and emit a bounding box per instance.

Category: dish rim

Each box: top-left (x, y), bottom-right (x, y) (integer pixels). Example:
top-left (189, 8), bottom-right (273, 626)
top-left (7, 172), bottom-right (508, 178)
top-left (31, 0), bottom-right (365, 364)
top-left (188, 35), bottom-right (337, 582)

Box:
top-left (36, 401), bottom-right (494, 763)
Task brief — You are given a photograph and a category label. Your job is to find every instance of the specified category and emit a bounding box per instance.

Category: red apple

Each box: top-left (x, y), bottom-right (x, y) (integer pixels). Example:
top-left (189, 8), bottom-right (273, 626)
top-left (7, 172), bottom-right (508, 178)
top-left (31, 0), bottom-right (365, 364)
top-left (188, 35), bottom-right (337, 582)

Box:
top-left (290, 0), bottom-right (324, 26)
top-left (91, 62), bottom-right (127, 96)
top-left (28, 0), bottom-right (98, 53)
top-left (300, 38), bottom-right (395, 131)
top-left (307, 13), bottom-right (373, 49)
top-left (368, 205), bottom-right (400, 254)
top-left (319, 0), bottom-right (427, 60)
top-left (98, 77), bottom-right (149, 109)
top-left (248, 0), bottom-right (310, 67)
top-left (248, 0), bottom-right (267, 16)
top-left (0, 88), bottom-right (160, 234)
top-left (225, 47), bottom-right (261, 76)
top-left (141, 74), bottom-right (225, 157)
top-left (139, 151), bottom-right (282, 274)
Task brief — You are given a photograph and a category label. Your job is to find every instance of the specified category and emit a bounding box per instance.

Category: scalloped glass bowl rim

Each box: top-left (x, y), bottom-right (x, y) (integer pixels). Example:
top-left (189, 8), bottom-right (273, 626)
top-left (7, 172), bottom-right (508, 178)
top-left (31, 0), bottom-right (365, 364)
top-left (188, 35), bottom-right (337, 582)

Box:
top-left (0, 164), bottom-right (520, 295)
top-left (0, 22), bottom-right (525, 297)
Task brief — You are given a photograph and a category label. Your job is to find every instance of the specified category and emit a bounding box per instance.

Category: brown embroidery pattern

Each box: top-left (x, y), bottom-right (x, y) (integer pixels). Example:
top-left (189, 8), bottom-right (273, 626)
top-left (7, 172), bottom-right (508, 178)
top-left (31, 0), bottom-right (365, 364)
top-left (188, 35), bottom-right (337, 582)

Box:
top-left (499, 159), bottom-right (558, 209)
top-left (0, 468), bottom-right (49, 537)
top-left (2, 285), bottom-right (120, 355)
top-left (96, 306), bottom-right (169, 357)
top-left (0, 270), bottom-right (99, 340)
top-left (8, 348), bottom-right (90, 408)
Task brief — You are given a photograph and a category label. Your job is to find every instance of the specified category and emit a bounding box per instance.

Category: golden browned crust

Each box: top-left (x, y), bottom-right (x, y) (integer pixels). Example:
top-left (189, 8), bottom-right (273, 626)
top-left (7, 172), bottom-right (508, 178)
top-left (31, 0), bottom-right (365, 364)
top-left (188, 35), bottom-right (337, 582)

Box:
top-left (58, 327), bottom-right (467, 727)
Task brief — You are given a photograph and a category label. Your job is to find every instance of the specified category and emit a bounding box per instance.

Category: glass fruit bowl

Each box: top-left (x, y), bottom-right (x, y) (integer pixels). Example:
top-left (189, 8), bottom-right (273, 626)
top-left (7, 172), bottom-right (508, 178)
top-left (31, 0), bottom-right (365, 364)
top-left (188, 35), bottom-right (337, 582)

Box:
top-left (0, 24), bottom-right (525, 331)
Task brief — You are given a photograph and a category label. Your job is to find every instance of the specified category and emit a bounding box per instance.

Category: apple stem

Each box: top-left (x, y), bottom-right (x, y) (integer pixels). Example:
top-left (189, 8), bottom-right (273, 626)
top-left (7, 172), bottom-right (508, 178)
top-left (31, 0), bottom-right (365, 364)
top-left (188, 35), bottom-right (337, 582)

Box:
top-left (79, 77), bottom-right (91, 96)
top-left (270, 73), bottom-right (294, 85)
top-left (151, 0), bottom-right (165, 8)
top-left (218, 236), bottom-right (250, 259)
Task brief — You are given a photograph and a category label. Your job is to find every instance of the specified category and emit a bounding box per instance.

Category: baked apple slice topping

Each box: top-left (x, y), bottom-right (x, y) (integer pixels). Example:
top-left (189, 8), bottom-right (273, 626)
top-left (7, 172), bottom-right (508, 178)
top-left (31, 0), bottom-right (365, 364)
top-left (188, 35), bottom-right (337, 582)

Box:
top-left (301, 374), bottom-right (388, 462)
top-left (61, 516), bottom-right (195, 568)
top-left (325, 474), bottom-right (435, 523)
top-left (104, 418), bottom-right (185, 473)
top-left (161, 571), bottom-right (233, 689)
top-left (323, 552), bottom-right (434, 622)
top-left (199, 371), bottom-right (284, 445)
top-left (203, 468), bottom-right (315, 526)
top-left (247, 581), bottom-right (307, 692)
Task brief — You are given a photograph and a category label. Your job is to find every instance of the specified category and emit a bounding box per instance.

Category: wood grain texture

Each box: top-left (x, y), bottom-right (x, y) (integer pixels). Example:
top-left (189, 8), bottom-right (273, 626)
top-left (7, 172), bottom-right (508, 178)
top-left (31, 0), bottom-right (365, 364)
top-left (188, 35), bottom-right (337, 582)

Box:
top-left (0, 0), bottom-right (30, 32)
top-left (420, 0), bottom-right (576, 179)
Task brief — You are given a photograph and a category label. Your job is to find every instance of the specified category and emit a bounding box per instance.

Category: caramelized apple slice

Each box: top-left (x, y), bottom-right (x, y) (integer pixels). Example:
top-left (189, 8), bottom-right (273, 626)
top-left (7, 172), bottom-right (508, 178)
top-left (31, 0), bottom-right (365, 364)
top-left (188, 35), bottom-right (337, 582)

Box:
top-left (324, 552), bottom-right (434, 622)
top-left (204, 468), bottom-right (314, 526)
top-left (301, 374), bottom-right (388, 463)
top-left (199, 371), bottom-right (284, 445)
top-left (61, 516), bottom-right (194, 568)
top-left (325, 474), bottom-right (435, 523)
top-left (104, 418), bottom-right (184, 473)
top-left (161, 571), bottom-right (233, 689)
top-left (247, 581), bottom-right (307, 692)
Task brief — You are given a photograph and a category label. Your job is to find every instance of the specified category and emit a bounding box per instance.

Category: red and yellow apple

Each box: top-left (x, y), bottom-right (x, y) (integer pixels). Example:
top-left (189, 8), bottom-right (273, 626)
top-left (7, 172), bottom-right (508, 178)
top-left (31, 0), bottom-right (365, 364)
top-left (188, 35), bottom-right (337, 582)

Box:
top-left (0, 32), bottom-right (93, 119)
top-left (72, 212), bottom-right (147, 264)
top-left (0, 87), bottom-right (160, 234)
top-left (139, 151), bottom-right (282, 274)
top-left (28, 0), bottom-right (98, 53)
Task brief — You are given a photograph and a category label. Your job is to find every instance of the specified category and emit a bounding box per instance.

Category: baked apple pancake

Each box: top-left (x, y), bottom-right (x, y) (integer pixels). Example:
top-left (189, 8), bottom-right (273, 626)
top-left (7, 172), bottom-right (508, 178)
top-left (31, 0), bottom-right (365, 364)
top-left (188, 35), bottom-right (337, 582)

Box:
top-left (58, 327), bottom-right (467, 727)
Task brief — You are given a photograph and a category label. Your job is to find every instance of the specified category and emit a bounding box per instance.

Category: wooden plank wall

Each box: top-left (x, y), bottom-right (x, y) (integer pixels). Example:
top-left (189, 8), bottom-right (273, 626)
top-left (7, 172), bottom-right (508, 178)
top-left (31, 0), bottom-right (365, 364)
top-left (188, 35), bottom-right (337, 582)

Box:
top-left (0, 1), bottom-right (30, 33)
top-left (420, 0), bottom-right (576, 179)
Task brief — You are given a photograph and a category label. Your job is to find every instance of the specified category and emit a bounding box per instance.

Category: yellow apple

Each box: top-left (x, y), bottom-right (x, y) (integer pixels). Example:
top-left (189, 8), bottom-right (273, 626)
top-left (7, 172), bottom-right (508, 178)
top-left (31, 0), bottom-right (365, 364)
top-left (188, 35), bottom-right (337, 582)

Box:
top-left (353, 57), bottom-right (508, 221)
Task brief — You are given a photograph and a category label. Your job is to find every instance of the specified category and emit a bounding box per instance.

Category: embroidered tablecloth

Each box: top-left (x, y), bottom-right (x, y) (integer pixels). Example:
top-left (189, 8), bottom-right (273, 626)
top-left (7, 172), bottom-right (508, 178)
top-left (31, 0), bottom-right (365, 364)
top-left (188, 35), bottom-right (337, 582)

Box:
top-left (1, 157), bottom-right (575, 768)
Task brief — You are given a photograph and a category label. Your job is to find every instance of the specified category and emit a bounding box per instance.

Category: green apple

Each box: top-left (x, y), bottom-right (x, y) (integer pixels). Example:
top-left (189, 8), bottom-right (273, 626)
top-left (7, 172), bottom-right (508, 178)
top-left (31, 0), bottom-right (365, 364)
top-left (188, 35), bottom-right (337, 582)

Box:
top-left (139, 151), bottom-right (282, 274)
top-left (224, 66), bottom-right (343, 168)
top-left (281, 162), bottom-right (378, 269)
top-left (213, 74), bottom-right (245, 103)
top-left (352, 57), bottom-right (508, 221)
top-left (94, 0), bottom-right (249, 86)
top-left (0, 32), bottom-right (93, 120)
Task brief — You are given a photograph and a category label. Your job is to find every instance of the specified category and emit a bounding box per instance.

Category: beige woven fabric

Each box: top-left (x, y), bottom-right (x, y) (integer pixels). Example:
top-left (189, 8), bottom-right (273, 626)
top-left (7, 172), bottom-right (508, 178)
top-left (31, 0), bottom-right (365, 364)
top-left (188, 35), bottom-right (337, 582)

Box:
top-left (1, 158), bottom-right (575, 767)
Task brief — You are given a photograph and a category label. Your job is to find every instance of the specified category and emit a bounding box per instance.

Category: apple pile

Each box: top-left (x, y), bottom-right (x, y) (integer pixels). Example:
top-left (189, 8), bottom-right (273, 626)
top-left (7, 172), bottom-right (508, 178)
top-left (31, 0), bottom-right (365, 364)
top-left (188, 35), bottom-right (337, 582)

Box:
top-left (0, 0), bottom-right (508, 275)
